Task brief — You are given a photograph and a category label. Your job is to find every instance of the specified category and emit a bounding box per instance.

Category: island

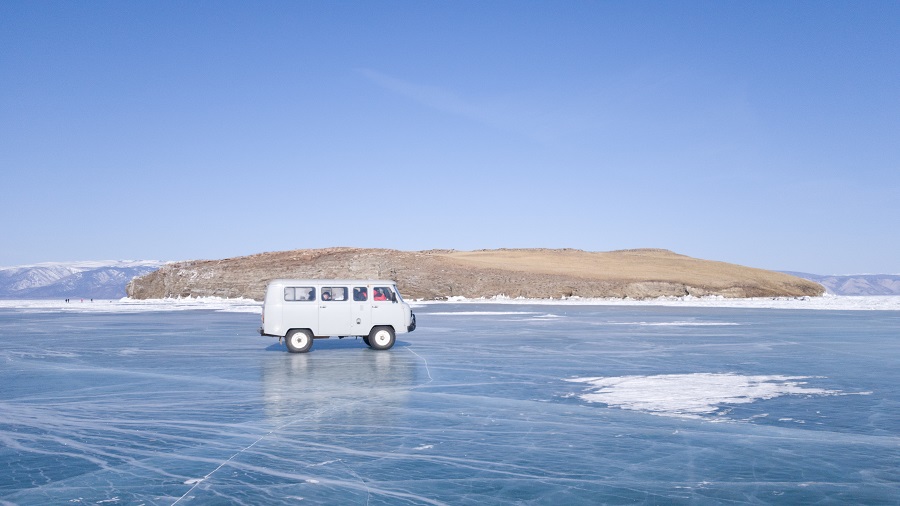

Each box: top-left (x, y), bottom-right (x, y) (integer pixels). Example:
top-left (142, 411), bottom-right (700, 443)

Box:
top-left (126, 248), bottom-right (825, 301)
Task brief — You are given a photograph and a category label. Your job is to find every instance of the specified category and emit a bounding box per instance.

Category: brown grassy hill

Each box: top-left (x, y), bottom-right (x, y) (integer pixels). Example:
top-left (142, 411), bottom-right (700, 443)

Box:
top-left (126, 247), bottom-right (824, 300)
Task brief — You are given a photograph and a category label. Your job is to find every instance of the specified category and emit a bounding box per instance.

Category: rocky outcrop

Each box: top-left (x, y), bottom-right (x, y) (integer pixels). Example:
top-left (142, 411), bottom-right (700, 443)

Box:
top-left (126, 247), bottom-right (825, 301)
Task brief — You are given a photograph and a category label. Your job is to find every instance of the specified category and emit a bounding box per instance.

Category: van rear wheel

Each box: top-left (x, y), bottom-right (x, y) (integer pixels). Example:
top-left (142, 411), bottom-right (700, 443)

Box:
top-left (368, 326), bottom-right (395, 350)
top-left (285, 329), bottom-right (313, 353)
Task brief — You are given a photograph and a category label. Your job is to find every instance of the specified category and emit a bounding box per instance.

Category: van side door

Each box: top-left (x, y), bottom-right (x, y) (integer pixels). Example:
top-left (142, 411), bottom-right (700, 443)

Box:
top-left (317, 286), bottom-right (353, 336)
top-left (350, 285), bottom-right (372, 336)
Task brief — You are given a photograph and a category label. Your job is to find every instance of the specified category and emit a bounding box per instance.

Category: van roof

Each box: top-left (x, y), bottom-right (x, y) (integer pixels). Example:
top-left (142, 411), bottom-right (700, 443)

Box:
top-left (267, 279), bottom-right (397, 286)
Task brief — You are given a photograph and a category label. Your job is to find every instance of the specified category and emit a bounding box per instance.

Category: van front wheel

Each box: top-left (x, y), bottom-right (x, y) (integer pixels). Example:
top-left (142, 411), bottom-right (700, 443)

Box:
top-left (285, 329), bottom-right (313, 353)
top-left (368, 327), bottom-right (395, 351)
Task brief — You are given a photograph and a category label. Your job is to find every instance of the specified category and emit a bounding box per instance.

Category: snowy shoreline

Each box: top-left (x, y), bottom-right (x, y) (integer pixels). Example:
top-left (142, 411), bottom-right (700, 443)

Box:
top-left (415, 293), bottom-right (900, 311)
top-left (0, 297), bottom-right (263, 313)
top-left (1, 293), bottom-right (900, 313)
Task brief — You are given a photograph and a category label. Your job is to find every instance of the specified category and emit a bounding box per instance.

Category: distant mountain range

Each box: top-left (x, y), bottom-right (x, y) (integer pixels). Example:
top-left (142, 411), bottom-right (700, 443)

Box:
top-left (1, 260), bottom-right (897, 299)
top-left (784, 272), bottom-right (900, 296)
top-left (0, 261), bottom-right (165, 300)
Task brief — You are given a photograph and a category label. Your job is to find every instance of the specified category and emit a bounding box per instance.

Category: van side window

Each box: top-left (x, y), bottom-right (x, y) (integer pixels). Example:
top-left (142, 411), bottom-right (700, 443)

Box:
top-left (373, 286), bottom-right (392, 301)
top-left (321, 287), bottom-right (347, 302)
top-left (285, 287), bottom-right (315, 301)
top-left (353, 287), bottom-right (368, 301)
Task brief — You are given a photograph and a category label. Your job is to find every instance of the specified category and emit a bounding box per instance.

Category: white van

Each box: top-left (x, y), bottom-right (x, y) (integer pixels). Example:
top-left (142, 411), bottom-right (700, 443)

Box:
top-left (259, 279), bottom-right (417, 353)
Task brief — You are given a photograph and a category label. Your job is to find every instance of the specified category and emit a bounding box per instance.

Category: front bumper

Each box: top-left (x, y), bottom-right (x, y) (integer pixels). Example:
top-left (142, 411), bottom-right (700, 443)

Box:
top-left (407, 313), bottom-right (417, 332)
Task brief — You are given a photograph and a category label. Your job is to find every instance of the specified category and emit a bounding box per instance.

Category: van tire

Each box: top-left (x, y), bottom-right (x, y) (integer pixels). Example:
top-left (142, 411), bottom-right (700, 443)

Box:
top-left (363, 336), bottom-right (371, 346)
top-left (285, 329), bottom-right (313, 353)
top-left (368, 326), bottom-right (395, 351)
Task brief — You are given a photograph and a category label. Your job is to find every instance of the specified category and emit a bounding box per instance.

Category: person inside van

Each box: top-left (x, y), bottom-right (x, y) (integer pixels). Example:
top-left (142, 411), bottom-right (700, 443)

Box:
top-left (322, 291), bottom-right (332, 301)
top-left (374, 288), bottom-right (387, 301)
top-left (354, 287), bottom-right (367, 301)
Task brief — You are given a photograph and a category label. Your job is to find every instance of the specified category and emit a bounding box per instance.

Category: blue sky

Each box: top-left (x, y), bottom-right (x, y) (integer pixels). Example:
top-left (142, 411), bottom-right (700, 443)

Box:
top-left (2, 1), bottom-right (898, 274)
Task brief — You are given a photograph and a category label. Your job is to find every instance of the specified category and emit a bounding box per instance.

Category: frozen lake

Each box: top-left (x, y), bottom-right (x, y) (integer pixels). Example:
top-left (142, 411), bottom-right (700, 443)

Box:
top-left (2, 301), bottom-right (899, 504)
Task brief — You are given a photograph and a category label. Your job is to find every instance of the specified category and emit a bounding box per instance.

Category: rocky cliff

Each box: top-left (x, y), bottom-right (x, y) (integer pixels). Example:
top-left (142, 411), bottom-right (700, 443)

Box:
top-left (126, 248), bottom-right (825, 301)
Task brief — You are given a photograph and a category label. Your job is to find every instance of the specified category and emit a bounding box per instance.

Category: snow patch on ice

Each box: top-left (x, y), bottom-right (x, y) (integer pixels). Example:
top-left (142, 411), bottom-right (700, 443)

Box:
top-left (609, 321), bottom-right (741, 326)
top-left (428, 311), bottom-right (540, 316)
top-left (566, 373), bottom-right (852, 420)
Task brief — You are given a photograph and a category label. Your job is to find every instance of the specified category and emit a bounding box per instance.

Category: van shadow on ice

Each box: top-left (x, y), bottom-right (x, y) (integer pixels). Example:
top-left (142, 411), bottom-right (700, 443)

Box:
top-left (263, 339), bottom-right (412, 353)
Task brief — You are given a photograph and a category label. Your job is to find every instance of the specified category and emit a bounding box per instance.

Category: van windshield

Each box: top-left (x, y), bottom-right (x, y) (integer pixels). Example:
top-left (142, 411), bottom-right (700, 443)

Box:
top-left (391, 286), bottom-right (404, 303)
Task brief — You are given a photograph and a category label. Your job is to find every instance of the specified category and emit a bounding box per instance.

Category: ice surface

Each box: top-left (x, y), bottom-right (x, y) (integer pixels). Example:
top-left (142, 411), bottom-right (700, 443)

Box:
top-left (2, 302), bottom-right (899, 504)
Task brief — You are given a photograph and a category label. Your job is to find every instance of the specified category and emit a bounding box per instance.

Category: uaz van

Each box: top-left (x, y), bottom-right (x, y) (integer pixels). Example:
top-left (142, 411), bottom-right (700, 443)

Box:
top-left (259, 279), bottom-right (416, 353)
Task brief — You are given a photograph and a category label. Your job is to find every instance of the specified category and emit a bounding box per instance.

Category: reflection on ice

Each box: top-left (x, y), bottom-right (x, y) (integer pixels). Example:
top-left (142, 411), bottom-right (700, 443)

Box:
top-left (566, 373), bottom-right (865, 420)
top-left (261, 347), bottom-right (418, 423)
